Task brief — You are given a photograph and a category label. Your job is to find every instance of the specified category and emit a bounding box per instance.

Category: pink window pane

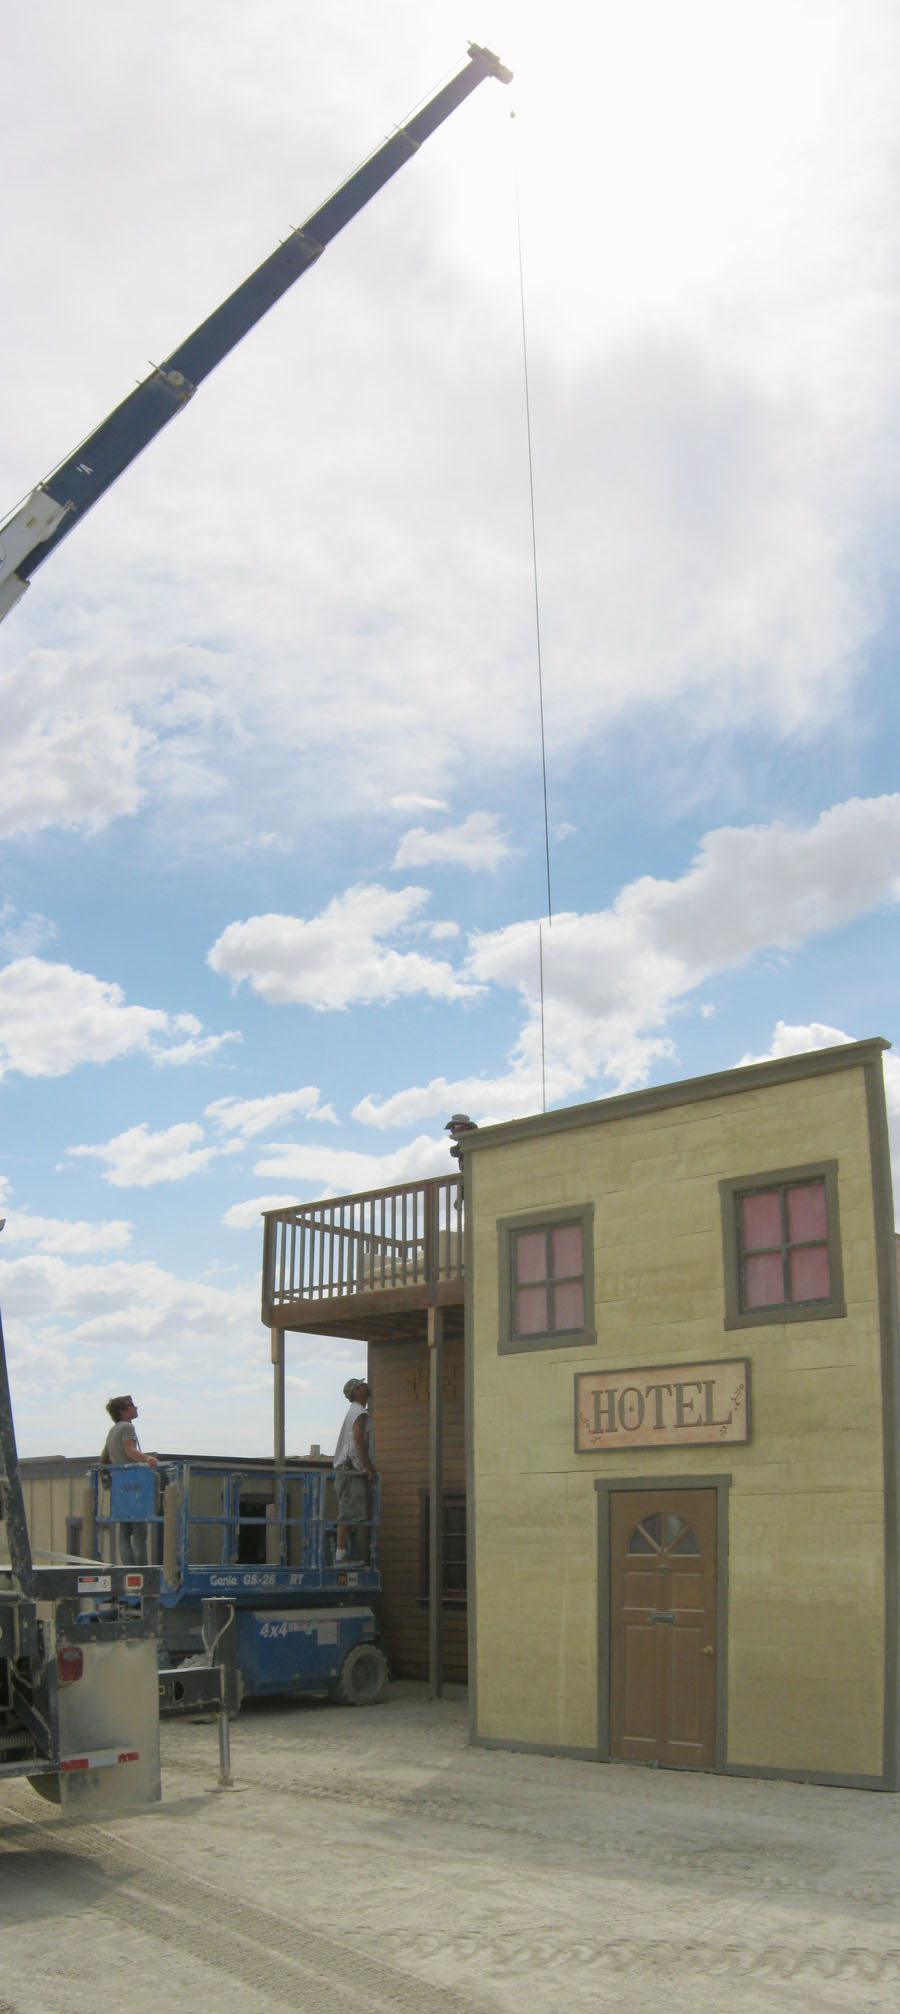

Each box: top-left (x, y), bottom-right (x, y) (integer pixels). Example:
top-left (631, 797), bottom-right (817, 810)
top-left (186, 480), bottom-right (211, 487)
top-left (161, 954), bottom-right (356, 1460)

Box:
top-left (515, 1231), bottom-right (547, 1285)
top-left (515, 1284), bottom-right (549, 1335)
top-left (551, 1280), bottom-right (584, 1330)
top-left (789, 1245), bottom-right (830, 1302)
top-left (744, 1251), bottom-right (785, 1308)
top-left (741, 1191), bottom-right (781, 1250)
top-left (786, 1182), bottom-right (827, 1243)
top-left (551, 1223), bottom-right (582, 1278)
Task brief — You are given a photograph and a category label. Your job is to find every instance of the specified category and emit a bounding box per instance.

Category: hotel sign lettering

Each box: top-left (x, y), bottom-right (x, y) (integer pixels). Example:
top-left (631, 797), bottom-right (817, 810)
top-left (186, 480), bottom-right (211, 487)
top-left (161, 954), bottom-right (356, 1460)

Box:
top-left (575, 1358), bottom-right (750, 1452)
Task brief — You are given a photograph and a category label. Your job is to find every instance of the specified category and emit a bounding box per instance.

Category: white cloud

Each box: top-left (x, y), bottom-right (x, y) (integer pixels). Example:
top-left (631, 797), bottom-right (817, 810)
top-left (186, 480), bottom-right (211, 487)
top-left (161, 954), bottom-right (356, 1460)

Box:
top-left (0, 1248), bottom-right (266, 1453)
top-left (360, 796), bottom-right (900, 1123)
top-left (354, 1073), bottom-right (532, 1132)
top-left (0, 652), bottom-right (145, 837)
top-left (393, 811), bottom-right (512, 873)
top-left (252, 1134), bottom-right (452, 1197)
top-left (155, 1023), bottom-right (242, 1068)
top-left (223, 1193), bottom-right (303, 1231)
top-left (205, 1088), bottom-right (337, 1138)
top-left (127, 1350), bottom-right (182, 1376)
top-left (64, 1097), bottom-right (341, 1196)
top-left (0, 957), bottom-right (238, 1080)
top-left (737, 1020), bottom-right (854, 1068)
top-left (207, 884), bottom-right (480, 1009)
top-left (390, 795), bottom-right (449, 814)
top-left (0, 5), bottom-right (899, 863)
top-left (0, 1245), bottom-right (362, 1456)
top-left (0, 1212), bottom-right (133, 1255)
top-left (0, 1252), bottom-right (253, 1339)
top-left (66, 1121), bottom-right (218, 1188)
top-left (0, 904), bottom-right (56, 959)
top-left (468, 795), bottom-right (900, 1086)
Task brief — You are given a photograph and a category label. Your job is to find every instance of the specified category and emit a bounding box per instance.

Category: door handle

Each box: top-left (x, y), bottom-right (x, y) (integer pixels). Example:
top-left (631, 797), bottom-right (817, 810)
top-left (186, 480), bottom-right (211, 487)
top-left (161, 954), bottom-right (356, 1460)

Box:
top-left (701, 1645), bottom-right (715, 1657)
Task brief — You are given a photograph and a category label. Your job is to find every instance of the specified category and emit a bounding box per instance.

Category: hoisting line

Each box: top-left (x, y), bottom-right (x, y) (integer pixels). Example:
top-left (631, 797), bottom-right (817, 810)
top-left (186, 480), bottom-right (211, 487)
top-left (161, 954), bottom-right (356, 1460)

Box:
top-left (538, 920), bottom-right (547, 1116)
top-left (516, 174), bottom-right (553, 928)
top-left (515, 159), bottom-right (552, 1111)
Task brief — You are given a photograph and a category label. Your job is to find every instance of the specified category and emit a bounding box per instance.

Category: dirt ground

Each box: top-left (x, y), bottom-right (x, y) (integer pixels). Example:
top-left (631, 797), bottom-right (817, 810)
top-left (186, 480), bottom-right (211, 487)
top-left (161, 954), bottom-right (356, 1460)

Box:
top-left (1, 1681), bottom-right (899, 2014)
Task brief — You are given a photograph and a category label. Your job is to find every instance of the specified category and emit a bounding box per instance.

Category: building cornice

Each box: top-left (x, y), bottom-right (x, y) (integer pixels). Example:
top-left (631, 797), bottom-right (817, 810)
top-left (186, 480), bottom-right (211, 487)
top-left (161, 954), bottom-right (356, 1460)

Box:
top-left (458, 1039), bottom-right (891, 1157)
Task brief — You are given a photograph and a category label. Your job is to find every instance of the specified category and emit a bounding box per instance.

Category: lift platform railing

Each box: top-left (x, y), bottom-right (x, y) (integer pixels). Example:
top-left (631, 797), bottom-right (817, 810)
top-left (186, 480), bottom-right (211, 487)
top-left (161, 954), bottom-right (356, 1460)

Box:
top-left (88, 1461), bottom-right (379, 1595)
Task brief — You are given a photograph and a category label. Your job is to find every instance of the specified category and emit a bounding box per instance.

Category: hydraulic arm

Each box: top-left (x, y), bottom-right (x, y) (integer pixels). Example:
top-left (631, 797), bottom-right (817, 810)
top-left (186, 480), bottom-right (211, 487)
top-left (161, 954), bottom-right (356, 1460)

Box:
top-left (0, 44), bottom-right (511, 622)
top-left (0, 1294), bottom-right (34, 1597)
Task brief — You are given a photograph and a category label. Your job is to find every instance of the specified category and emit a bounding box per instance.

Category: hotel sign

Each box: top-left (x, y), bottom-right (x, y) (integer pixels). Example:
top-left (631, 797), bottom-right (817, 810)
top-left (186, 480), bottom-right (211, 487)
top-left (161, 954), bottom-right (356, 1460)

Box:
top-left (575, 1358), bottom-right (750, 1452)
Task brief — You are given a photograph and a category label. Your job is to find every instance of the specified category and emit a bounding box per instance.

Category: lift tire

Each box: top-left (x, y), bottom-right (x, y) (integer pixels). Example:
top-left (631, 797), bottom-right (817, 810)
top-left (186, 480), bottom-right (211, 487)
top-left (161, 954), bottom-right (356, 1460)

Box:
top-left (27, 1773), bottom-right (62, 1803)
top-left (334, 1642), bottom-right (388, 1706)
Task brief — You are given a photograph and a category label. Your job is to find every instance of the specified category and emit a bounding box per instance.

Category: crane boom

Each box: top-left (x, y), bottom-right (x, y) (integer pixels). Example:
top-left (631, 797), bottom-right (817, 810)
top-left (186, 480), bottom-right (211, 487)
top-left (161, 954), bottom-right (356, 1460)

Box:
top-left (0, 43), bottom-right (511, 622)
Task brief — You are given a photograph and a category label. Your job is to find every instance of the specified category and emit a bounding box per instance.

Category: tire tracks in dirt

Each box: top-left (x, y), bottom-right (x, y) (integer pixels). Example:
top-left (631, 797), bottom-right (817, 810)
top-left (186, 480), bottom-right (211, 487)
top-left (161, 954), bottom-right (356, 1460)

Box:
top-left (163, 1750), bottom-right (897, 1915)
top-left (0, 1805), bottom-right (492, 2014)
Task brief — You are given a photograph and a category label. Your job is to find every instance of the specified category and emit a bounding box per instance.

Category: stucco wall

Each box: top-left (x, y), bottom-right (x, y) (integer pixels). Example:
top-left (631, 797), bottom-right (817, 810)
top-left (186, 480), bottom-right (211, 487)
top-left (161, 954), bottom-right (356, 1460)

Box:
top-left (468, 1057), bottom-right (892, 1779)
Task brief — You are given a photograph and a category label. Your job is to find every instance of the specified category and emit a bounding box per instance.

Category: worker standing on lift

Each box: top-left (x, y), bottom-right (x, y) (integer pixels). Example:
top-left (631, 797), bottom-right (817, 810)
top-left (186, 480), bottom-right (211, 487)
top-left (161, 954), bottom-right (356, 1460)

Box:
top-left (333, 1377), bottom-right (377, 1564)
top-left (101, 1394), bottom-right (159, 1566)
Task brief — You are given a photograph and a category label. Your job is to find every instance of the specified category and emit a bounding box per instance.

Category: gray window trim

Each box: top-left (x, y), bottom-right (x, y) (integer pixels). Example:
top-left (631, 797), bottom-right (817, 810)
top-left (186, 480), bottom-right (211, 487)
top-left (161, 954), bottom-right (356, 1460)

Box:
top-left (497, 1202), bottom-right (596, 1354)
top-left (719, 1160), bottom-right (845, 1329)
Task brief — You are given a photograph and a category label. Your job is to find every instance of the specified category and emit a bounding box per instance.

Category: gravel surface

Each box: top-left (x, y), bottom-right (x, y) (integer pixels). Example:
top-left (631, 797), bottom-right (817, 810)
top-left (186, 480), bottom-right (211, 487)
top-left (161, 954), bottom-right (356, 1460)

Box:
top-left (1, 1681), bottom-right (899, 2012)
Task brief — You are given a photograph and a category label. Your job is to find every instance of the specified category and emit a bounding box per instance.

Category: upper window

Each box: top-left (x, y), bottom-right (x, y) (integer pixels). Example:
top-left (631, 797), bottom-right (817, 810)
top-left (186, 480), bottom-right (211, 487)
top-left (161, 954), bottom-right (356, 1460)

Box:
top-left (498, 1205), bottom-right (595, 1353)
top-left (719, 1162), bottom-right (845, 1329)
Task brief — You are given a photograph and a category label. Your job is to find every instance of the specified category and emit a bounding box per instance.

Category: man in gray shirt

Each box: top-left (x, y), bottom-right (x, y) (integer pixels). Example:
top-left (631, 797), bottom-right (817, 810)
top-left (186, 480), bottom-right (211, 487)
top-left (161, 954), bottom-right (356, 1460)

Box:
top-left (101, 1394), bottom-right (158, 1566)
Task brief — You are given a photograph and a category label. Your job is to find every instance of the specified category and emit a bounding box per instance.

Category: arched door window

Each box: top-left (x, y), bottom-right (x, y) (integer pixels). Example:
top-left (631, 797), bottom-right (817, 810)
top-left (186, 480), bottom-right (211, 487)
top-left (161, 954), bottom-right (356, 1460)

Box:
top-left (628, 1511), bottom-right (700, 1556)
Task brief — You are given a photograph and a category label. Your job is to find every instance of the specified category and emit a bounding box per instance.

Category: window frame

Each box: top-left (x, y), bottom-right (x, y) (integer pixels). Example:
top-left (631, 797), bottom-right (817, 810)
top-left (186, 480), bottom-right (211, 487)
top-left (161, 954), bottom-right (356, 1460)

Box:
top-left (497, 1203), bottom-right (596, 1355)
top-left (418, 1487), bottom-right (467, 1607)
top-left (719, 1160), bottom-right (845, 1329)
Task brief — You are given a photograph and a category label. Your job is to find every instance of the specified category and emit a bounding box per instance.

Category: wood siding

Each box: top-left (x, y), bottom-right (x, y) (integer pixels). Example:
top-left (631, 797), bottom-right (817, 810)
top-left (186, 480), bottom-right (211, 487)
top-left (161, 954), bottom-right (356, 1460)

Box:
top-left (371, 1333), bottom-right (467, 1681)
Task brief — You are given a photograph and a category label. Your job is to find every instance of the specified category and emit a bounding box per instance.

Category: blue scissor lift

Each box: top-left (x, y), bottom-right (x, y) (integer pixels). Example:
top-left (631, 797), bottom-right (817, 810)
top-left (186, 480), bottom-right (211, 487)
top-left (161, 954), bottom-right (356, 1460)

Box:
top-left (92, 1461), bottom-right (388, 1713)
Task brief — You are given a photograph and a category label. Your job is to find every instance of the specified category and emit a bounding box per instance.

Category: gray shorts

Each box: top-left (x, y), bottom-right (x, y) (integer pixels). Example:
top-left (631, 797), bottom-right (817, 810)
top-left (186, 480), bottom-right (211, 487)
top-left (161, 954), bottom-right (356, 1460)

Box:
top-left (335, 1468), bottom-right (368, 1523)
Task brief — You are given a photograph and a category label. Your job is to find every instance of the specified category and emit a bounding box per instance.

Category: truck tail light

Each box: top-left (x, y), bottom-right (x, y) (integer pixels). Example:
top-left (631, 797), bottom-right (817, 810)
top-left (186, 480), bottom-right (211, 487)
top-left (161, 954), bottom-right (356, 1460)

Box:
top-left (57, 1646), bottom-right (84, 1683)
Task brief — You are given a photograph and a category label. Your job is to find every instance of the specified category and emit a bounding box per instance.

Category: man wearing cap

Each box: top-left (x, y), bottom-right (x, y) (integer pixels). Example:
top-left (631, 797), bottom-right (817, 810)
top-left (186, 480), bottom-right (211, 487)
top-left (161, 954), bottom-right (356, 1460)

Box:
top-left (333, 1376), bottom-right (377, 1565)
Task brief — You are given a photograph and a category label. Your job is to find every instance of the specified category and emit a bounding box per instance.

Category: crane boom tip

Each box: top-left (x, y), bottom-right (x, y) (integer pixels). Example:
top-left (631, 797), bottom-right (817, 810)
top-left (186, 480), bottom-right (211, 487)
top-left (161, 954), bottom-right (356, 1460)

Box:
top-left (467, 42), bottom-right (513, 85)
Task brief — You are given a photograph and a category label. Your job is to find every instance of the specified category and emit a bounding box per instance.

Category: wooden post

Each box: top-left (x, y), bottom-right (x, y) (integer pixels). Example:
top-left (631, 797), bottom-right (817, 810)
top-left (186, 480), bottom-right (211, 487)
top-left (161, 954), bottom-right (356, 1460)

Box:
top-left (428, 1302), bottom-right (444, 1698)
top-left (271, 1326), bottom-right (285, 1466)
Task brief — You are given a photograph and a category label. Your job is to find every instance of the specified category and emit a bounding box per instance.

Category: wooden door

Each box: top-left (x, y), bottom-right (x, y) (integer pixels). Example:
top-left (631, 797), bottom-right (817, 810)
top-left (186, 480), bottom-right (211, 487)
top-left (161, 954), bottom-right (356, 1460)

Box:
top-left (610, 1488), bottom-right (717, 1769)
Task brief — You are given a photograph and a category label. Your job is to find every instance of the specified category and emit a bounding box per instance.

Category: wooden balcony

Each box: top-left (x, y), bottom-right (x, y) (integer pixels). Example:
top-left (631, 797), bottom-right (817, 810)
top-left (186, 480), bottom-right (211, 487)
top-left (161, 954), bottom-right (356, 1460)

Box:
top-left (261, 1175), bottom-right (465, 1343)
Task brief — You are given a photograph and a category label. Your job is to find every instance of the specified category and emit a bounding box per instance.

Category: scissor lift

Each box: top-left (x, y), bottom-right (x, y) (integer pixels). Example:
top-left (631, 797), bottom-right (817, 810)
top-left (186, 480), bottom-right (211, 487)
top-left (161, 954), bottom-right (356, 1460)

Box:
top-left (90, 1460), bottom-right (388, 1714)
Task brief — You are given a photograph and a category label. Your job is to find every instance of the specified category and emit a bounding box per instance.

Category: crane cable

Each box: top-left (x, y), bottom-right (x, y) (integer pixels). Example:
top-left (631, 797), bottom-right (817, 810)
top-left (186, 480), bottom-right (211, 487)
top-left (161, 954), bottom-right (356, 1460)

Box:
top-left (514, 142), bottom-right (552, 1111)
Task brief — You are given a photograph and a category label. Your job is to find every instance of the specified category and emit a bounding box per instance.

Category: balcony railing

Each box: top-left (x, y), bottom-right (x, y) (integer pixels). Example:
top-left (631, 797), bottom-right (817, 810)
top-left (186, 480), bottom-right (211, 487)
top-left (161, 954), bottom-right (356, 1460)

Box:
top-left (262, 1175), bottom-right (464, 1315)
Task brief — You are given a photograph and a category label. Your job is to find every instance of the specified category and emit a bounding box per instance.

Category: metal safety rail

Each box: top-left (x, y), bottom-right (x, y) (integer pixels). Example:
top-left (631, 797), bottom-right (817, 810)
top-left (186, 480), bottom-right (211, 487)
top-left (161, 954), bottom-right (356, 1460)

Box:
top-left (88, 1461), bottom-right (380, 1604)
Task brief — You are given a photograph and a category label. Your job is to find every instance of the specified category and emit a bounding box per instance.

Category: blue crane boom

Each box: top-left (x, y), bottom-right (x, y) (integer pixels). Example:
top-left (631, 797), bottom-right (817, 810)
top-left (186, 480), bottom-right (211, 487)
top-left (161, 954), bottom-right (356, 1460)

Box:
top-left (0, 43), bottom-right (511, 622)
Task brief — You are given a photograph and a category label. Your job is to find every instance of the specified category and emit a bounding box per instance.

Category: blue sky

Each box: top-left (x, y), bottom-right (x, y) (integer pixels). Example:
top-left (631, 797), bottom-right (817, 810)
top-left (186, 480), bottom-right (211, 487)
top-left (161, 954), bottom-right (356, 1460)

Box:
top-left (2, 0), bottom-right (900, 1459)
